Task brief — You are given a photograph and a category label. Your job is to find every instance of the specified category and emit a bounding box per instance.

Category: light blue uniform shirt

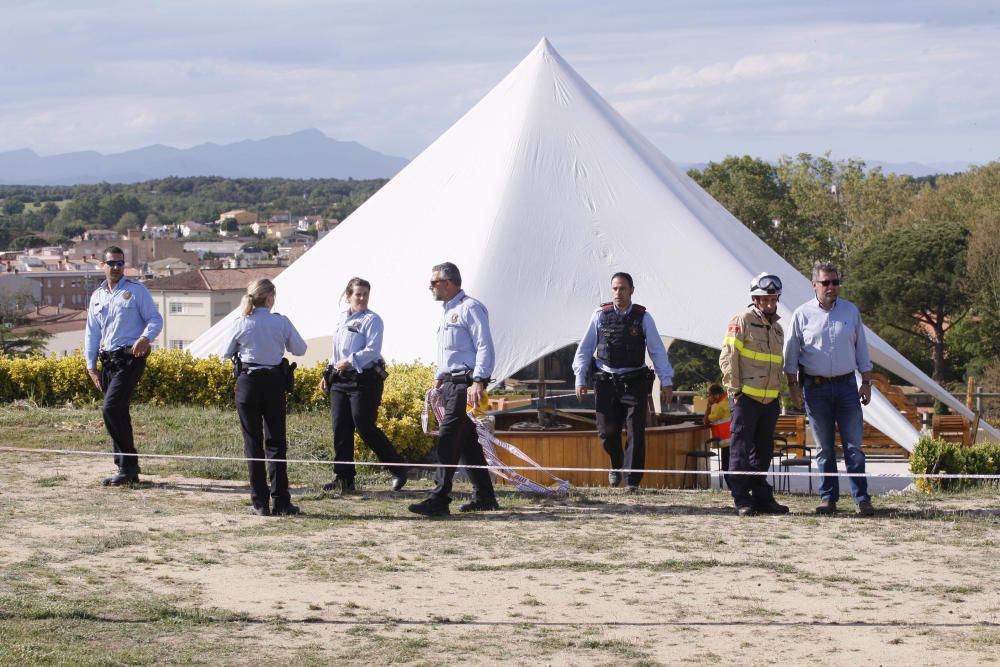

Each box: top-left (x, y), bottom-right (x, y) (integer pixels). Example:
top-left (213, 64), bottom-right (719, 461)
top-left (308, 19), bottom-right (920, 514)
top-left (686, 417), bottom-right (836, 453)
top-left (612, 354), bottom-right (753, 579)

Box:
top-left (436, 290), bottom-right (494, 380)
top-left (330, 308), bottom-right (384, 372)
top-left (223, 307), bottom-right (307, 366)
top-left (85, 278), bottom-right (163, 369)
top-left (572, 304), bottom-right (674, 387)
top-left (783, 297), bottom-right (872, 377)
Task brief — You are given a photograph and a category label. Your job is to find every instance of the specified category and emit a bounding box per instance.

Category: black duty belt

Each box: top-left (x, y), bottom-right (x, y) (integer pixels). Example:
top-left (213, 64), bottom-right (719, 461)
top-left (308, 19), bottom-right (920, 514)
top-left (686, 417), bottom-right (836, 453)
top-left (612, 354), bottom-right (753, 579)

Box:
top-left (98, 347), bottom-right (134, 366)
top-left (803, 372), bottom-right (854, 385)
top-left (242, 363), bottom-right (281, 375)
top-left (442, 370), bottom-right (474, 385)
top-left (593, 368), bottom-right (648, 383)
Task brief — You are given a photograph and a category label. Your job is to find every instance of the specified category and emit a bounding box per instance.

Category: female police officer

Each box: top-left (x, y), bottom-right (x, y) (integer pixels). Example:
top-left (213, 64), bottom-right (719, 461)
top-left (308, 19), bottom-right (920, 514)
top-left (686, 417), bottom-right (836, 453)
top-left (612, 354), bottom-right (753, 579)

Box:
top-left (320, 277), bottom-right (408, 494)
top-left (224, 278), bottom-right (307, 516)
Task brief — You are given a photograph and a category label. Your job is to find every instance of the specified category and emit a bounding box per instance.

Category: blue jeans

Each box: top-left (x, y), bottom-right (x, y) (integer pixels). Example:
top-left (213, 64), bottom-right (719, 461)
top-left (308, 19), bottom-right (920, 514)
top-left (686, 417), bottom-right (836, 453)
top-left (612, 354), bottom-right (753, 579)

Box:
top-left (803, 377), bottom-right (870, 504)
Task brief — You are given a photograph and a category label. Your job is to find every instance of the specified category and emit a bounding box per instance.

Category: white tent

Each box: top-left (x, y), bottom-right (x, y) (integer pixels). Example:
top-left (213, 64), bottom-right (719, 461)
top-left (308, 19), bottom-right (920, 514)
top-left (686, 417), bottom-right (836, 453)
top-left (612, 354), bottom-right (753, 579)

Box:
top-left (189, 38), bottom-right (998, 450)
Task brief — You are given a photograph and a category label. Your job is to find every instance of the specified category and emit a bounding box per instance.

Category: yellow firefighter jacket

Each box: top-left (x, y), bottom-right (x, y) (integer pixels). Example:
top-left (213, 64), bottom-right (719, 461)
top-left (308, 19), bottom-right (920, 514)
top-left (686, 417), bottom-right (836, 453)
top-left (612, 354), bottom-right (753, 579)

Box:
top-left (719, 305), bottom-right (784, 404)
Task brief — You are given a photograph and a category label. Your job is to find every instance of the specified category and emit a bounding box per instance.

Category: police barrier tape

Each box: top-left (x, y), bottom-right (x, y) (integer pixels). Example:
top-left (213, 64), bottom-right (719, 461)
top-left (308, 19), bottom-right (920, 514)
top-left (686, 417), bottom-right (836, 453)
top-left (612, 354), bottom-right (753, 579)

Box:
top-left (3, 446), bottom-right (1000, 480)
top-left (421, 388), bottom-right (570, 494)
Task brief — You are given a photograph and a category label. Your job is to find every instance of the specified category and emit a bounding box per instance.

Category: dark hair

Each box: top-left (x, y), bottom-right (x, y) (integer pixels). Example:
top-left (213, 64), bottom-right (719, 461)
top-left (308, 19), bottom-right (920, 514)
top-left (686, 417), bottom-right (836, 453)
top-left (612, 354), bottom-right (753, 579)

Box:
top-left (343, 277), bottom-right (371, 300)
top-left (811, 261), bottom-right (840, 281)
top-left (708, 383), bottom-right (725, 396)
top-left (432, 262), bottom-right (462, 287)
top-left (611, 272), bottom-right (634, 289)
top-left (103, 246), bottom-right (125, 259)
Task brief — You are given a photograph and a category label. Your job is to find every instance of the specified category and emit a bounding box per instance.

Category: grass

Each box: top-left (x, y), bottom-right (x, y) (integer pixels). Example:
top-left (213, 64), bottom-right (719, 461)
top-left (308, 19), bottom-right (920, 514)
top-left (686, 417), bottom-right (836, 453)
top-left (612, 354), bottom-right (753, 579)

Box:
top-left (3, 404), bottom-right (1000, 664)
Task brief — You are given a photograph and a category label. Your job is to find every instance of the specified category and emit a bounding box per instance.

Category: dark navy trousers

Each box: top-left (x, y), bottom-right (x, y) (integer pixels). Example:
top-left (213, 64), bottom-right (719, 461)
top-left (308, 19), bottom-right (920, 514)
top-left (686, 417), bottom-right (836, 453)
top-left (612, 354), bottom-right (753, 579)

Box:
top-left (329, 373), bottom-right (407, 481)
top-left (728, 394), bottom-right (778, 509)
top-left (100, 356), bottom-right (146, 473)
top-left (431, 380), bottom-right (495, 502)
top-left (235, 370), bottom-right (291, 510)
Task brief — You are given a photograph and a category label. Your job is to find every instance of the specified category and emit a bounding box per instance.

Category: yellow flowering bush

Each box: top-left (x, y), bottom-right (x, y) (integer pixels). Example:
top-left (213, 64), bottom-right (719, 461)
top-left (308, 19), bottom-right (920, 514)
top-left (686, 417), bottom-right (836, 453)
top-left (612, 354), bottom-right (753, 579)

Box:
top-left (368, 361), bottom-right (436, 460)
top-left (910, 436), bottom-right (1000, 492)
top-left (0, 352), bottom-right (437, 461)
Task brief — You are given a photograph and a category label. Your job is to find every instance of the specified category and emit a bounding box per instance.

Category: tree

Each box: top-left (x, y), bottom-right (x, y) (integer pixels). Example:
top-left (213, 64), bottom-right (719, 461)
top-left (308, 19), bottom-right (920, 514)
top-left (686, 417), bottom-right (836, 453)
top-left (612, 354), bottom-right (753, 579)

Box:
top-left (221, 217), bottom-right (239, 233)
top-left (2, 199), bottom-right (25, 215)
top-left (848, 221), bottom-right (971, 382)
top-left (11, 235), bottom-right (48, 250)
top-left (0, 291), bottom-right (52, 356)
top-left (114, 211), bottom-right (141, 234)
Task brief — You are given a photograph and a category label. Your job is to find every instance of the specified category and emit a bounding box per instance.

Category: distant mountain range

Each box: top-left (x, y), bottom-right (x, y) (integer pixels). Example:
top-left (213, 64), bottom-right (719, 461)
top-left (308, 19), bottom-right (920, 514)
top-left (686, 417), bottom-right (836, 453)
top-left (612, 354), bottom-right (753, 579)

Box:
top-left (0, 129), bottom-right (976, 185)
top-left (0, 129), bottom-right (410, 185)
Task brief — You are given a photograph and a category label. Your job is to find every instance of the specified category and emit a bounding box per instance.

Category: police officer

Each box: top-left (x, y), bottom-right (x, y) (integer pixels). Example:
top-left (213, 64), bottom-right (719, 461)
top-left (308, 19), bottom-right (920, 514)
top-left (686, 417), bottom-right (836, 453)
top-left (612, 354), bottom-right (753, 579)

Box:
top-left (320, 277), bottom-right (408, 494)
top-left (409, 262), bottom-right (499, 517)
top-left (719, 272), bottom-right (789, 516)
top-left (224, 278), bottom-right (307, 516)
top-left (85, 246), bottom-right (163, 486)
top-left (572, 272), bottom-right (673, 491)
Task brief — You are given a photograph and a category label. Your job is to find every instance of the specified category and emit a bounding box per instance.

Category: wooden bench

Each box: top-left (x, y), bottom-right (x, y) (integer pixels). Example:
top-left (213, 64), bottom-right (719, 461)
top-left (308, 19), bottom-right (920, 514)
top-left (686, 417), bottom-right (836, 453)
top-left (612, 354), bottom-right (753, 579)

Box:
top-left (932, 415), bottom-right (971, 445)
top-left (775, 415), bottom-right (806, 447)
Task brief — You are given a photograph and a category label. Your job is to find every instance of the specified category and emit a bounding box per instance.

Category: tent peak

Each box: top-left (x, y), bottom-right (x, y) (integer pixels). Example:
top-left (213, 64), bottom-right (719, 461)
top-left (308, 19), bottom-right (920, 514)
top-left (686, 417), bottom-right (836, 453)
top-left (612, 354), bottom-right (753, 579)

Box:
top-left (533, 36), bottom-right (557, 56)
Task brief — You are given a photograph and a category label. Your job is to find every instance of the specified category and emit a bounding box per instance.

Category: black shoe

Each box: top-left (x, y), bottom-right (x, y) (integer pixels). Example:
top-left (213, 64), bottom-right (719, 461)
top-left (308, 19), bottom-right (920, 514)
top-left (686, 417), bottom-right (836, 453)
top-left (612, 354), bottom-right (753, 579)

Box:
top-left (737, 506), bottom-right (758, 517)
top-left (608, 471), bottom-right (622, 487)
top-left (408, 497), bottom-right (451, 517)
top-left (102, 470), bottom-right (139, 487)
top-left (340, 477), bottom-right (358, 494)
top-left (625, 484), bottom-right (640, 494)
top-left (856, 499), bottom-right (875, 517)
top-left (459, 498), bottom-right (500, 513)
top-left (249, 505), bottom-right (271, 516)
top-left (272, 503), bottom-right (300, 516)
top-left (816, 498), bottom-right (837, 515)
top-left (392, 475), bottom-right (407, 492)
top-left (322, 479), bottom-right (338, 492)
top-left (757, 500), bottom-right (790, 515)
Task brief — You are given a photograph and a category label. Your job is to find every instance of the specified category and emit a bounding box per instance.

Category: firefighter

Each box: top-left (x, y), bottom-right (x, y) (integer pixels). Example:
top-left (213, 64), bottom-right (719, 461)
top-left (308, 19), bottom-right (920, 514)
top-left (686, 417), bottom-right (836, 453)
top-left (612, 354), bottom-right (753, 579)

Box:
top-left (719, 273), bottom-right (789, 517)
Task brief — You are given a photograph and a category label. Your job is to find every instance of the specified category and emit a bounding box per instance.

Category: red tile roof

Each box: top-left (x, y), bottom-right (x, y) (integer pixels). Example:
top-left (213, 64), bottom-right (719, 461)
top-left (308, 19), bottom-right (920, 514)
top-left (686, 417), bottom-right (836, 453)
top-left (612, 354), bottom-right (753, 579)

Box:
top-left (145, 267), bottom-right (283, 292)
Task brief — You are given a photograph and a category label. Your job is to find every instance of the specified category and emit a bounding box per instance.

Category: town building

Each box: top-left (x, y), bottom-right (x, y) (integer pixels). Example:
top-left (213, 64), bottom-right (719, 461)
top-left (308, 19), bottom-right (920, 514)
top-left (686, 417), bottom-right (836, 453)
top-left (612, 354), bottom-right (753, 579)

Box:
top-left (145, 267), bottom-right (284, 351)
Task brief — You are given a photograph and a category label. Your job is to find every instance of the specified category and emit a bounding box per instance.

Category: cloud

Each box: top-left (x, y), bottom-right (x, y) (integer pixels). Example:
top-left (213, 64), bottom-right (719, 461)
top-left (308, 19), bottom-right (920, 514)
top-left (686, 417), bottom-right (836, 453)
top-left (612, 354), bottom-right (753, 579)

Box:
top-left (0, 2), bottom-right (997, 164)
top-left (618, 51), bottom-right (834, 93)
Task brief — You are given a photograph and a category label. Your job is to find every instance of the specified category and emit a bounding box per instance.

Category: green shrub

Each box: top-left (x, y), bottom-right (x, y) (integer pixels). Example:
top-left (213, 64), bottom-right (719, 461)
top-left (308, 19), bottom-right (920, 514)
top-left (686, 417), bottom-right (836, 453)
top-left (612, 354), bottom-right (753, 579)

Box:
top-left (0, 352), bottom-right (437, 462)
top-left (909, 436), bottom-right (1000, 492)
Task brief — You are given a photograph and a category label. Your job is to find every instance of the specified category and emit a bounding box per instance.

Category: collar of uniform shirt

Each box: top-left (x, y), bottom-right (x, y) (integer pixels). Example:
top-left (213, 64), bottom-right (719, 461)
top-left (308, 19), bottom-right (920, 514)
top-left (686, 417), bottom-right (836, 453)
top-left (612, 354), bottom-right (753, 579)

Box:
top-left (443, 290), bottom-right (466, 309)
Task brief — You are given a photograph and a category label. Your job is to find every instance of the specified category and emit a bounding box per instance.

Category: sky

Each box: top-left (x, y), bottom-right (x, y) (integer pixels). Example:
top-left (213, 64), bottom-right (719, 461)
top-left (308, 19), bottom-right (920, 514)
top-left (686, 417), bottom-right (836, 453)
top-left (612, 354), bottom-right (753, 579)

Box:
top-left (2, 0), bottom-right (998, 165)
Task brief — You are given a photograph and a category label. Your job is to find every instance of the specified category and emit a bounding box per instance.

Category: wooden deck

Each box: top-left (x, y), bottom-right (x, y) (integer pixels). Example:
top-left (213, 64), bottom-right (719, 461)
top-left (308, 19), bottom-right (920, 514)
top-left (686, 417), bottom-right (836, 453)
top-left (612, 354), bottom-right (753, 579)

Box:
top-left (492, 418), bottom-right (710, 489)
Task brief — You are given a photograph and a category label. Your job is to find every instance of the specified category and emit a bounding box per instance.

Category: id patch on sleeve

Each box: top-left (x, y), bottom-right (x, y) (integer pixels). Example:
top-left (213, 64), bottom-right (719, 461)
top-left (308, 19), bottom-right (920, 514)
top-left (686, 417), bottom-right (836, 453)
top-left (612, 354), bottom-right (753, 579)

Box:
top-left (727, 324), bottom-right (740, 334)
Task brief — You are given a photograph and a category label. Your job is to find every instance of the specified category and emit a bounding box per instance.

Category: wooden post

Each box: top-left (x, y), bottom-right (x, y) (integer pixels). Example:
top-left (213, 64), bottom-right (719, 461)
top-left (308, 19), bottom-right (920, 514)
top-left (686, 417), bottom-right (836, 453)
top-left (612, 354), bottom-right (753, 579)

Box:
top-left (966, 376), bottom-right (975, 410)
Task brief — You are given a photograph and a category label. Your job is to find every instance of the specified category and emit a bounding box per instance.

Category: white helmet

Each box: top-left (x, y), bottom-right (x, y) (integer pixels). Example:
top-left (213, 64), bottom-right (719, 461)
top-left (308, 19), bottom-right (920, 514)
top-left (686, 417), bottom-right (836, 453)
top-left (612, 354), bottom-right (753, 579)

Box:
top-left (750, 272), bottom-right (782, 297)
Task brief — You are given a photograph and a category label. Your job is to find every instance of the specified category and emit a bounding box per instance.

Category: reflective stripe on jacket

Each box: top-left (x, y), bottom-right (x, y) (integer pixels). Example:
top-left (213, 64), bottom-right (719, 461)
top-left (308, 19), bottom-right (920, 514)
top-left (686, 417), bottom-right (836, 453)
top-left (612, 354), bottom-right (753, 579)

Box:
top-left (719, 305), bottom-right (784, 404)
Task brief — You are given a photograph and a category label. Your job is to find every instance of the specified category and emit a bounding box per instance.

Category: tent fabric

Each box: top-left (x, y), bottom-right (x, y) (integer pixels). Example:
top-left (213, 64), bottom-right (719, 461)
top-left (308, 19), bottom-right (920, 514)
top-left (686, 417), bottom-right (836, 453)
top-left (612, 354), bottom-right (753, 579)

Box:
top-left (189, 38), bottom-right (998, 450)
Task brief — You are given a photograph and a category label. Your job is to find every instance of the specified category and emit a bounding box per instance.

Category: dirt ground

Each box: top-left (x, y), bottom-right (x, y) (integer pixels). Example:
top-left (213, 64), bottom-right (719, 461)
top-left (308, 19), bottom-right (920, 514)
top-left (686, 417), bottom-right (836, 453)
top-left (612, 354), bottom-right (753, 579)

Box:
top-left (2, 453), bottom-right (1000, 666)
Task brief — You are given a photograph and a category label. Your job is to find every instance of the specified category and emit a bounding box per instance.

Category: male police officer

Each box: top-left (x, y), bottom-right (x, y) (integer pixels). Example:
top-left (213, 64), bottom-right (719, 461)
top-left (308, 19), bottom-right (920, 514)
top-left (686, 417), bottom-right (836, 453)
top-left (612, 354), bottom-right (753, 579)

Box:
top-left (784, 262), bottom-right (875, 516)
top-left (85, 246), bottom-right (163, 486)
top-left (409, 262), bottom-right (499, 517)
top-left (572, 272), bottom-right (673, 491)
top-left (719, 273), bottom-right (789, 516)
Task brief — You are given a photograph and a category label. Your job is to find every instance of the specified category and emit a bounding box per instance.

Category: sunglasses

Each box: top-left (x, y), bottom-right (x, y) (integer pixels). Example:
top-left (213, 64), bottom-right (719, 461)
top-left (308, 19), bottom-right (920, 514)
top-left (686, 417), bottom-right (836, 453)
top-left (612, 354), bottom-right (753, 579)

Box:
top-left (816, 279), bottom-right (841, 287)
top-left (105, 260), bottom-right (126, 268)
top-left (429, 279), bottom-right (447, 287)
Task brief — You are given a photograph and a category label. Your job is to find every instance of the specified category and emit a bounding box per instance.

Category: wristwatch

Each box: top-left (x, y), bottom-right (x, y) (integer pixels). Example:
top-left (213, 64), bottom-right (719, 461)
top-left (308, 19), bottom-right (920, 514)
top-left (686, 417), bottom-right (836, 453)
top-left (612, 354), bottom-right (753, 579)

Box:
top-left (861, 380), bottom-right (871, 386)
